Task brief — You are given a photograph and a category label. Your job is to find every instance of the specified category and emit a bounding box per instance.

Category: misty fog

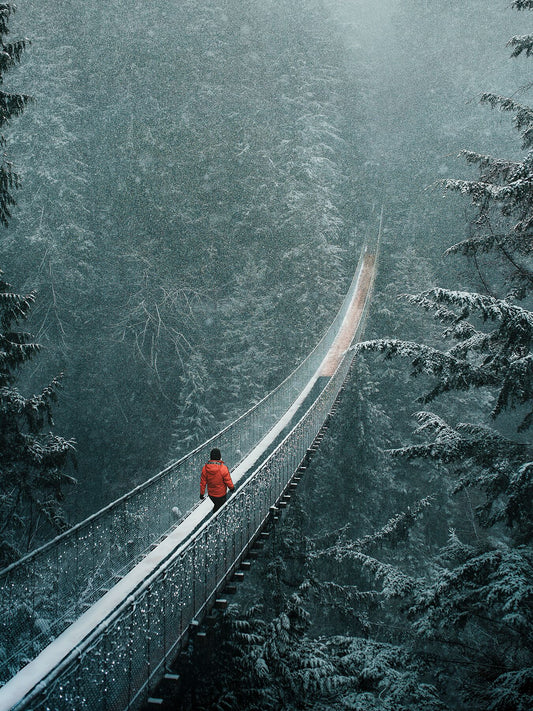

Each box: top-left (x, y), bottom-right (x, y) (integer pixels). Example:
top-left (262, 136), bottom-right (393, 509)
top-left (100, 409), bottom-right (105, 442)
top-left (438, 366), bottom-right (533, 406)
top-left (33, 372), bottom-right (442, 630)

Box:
top-left (1, 0), bottom-right (532, 707)
top-left (3, 0), bottom-right (525, 517)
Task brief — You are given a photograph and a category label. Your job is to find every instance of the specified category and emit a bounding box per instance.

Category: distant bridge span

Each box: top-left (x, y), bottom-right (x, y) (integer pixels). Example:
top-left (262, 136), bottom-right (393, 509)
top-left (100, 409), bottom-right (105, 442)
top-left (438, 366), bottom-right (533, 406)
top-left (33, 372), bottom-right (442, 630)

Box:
top-left (0, 232), bottom-right (380, 711)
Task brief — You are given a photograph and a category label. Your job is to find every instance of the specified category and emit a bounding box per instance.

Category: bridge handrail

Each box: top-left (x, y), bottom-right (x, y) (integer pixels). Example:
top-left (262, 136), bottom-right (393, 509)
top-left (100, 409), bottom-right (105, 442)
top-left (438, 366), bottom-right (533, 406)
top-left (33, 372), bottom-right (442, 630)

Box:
top-left (8, 240), bottom-right (376, 711)
top-left (0, 240), bottom-right (369, 578)
top-left (0, 237), bottom-right (375, 685)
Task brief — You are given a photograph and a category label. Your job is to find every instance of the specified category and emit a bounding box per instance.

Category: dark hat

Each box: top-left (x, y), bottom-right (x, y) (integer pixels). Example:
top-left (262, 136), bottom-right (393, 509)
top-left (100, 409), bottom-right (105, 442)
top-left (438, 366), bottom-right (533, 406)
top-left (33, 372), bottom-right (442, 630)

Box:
top-left (210, 448), bottom-right (221, 460)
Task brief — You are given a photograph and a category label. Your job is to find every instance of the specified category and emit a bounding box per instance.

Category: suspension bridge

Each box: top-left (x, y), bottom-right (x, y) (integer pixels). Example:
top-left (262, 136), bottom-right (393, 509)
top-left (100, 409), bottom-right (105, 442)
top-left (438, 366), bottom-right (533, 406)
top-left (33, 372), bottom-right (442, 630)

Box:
top-left (0, 236), bottom-right (379, 711)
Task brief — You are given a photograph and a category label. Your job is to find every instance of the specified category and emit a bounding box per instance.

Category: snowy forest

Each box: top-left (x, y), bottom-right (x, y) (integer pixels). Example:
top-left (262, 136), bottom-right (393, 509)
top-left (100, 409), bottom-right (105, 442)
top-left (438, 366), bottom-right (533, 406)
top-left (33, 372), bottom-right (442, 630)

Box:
top-left (0, 0), bottom-right (532, 709)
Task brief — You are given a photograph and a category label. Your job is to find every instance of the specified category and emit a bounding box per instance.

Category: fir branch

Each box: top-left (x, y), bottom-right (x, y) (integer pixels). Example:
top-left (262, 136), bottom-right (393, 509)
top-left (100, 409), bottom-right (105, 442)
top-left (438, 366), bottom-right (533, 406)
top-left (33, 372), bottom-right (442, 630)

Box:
top-left (508, 34), bottom-right (533, 57)
top-left (313, 580), bottom-right (380, 607)
top-left (406, 288), bottom-right (533, 327)
top-left (0, 287), bottom-right (36, 327)
top-left (479, 93), bottom-right (533, 147)
top-left (492, 354), bottom-right (533, 425)
top-left (498, 240), bottom-right (533, 289)
top-left (331, 550), bottom-right (416, 598)
top-left (511, 0), bottom-right (533, 11)
top-left (504, 462), bottom-right (533, 539)
top-left (455, 422), bottom-right (526, 456)
top-left (441, 176), bottom-right (533, 206)
top-left (354, 497), bottom-right (433, 550)
top-left (485, 667), bottom-right (533, 711)
top-left (444, 321), bottom-right (479, 346)
top-left (401, 293), bottom-right (460, 325)
top-left (355, 337), bottom-right (499, 400)
top-left (445, 233), bottom-right (500, 256)
top-left (446, 331), bottom-right (492, 359)
top-left (391, 414), bottom-right (526, 467)
top-left (311, 499), bottom-right (432, 562)
top-left (437, 530), bottom-right (477, 566)
top-left (409, 549), bottom-right (522, 633)
top-left (389, 440), bottom-right (460, 463)
top-left (308, 523), bottom-right (351, 549)
top-left (460, 150), bottom-right (520, 181)
top-left (445, 232), bottom-right (533, 258)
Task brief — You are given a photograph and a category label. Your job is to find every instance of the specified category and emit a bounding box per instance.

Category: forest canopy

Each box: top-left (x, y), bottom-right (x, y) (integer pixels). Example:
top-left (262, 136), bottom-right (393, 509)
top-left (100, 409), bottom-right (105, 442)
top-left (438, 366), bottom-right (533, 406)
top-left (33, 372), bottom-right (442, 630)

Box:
top-left (0, 0), bottom-right (531, 707)
top-left (170, 1), bottom-right (533, 709)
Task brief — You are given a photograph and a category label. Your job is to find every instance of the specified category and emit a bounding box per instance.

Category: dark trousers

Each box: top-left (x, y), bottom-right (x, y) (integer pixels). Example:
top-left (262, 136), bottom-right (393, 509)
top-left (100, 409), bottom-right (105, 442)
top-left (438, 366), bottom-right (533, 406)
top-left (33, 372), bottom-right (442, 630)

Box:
top-left (209, 494), bottom-right (227, 512)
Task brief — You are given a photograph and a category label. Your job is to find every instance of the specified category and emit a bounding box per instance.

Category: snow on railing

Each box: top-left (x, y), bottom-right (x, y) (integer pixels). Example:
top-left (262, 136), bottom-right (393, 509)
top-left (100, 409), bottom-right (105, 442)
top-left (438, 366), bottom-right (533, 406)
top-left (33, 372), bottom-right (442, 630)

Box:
top-left (0, 239), bottom-right (375, 686)
top-left (7, 252), bottom-right (375, 711)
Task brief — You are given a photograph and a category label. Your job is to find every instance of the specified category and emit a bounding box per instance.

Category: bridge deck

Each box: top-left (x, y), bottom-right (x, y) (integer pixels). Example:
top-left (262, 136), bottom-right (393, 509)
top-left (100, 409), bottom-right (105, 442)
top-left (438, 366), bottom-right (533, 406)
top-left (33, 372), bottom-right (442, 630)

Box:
top-left (0, 242), bottom-right (378, 711)
top-left (320, 252), bottom-right (375, 376)
top-left (0, 346), bottom-right (337, 711)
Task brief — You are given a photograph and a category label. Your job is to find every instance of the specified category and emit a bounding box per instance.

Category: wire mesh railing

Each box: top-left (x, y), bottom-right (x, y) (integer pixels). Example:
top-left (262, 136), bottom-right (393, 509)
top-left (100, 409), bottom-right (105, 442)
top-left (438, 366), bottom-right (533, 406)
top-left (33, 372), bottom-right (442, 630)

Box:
top-left (12, 261), bottom-right (374, 711)
top-left (0, 242), bottom-right (373, 685)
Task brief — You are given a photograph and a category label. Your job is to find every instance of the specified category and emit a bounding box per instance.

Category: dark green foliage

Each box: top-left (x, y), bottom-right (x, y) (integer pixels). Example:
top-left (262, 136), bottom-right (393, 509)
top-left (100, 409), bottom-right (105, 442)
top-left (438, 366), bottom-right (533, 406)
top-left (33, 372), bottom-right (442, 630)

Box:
top-left (0, 4), bottom-right (74, 565)
top-left (196, 586), bottom-right (445, 711)
top-left (0, 3), bottom-right (29, 228)
top-left (349, 4), bottom-right (533, 708)
top-left (0, 272), bottom-right (75, 565)
top-left (508, 34), bottom-right (533, 58)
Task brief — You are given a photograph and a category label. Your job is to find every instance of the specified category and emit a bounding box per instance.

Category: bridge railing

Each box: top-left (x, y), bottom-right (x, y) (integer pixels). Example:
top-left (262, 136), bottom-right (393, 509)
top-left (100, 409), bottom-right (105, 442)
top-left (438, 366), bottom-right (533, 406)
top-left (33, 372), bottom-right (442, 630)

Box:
top-left (14, 269), bottom-right (374, 711)
top-left (0, 245), bottom-right (371, 685)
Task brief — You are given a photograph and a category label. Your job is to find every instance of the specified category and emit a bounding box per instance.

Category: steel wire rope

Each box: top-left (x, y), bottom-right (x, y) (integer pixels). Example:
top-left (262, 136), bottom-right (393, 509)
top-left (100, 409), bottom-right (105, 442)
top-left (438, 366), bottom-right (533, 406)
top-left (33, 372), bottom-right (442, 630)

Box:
top-left (2, 237), bottom-right (371, 574)
top-left (2, 233), bottom-right (380, 707)
top-left (10, 344), bottom-right (364, 710)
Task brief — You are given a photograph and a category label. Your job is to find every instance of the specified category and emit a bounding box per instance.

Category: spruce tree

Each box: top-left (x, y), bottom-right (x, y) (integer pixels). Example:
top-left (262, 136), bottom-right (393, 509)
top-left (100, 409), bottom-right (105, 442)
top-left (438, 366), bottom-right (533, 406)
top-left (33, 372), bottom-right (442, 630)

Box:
top-left (0, 3), bottom-right (29, 227)
top-left (354, 3), bottom-right (533, 707)
top-left (0, 3), bottom-right (74, 566)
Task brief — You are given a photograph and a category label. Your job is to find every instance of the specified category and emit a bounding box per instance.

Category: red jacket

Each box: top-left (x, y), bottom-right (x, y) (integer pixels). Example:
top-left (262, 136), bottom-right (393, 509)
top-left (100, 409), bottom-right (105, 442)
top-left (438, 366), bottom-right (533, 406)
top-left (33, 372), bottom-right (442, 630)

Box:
top-left (200, 459), bottom-right (234, 498)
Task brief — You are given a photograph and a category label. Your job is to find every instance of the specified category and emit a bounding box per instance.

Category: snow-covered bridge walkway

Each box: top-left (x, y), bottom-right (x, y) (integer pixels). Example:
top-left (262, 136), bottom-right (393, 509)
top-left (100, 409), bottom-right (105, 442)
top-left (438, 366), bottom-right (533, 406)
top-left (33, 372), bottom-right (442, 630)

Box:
top-left (0, 236), bottom-right (379, 711)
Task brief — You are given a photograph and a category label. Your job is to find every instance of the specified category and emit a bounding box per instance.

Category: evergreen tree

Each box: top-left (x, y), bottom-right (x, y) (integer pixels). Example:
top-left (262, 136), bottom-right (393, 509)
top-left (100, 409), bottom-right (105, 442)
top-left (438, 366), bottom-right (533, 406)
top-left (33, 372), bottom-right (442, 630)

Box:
top-left (354, 3), bottom-right (533, 707)
top-left (0, 3), bottom-right (29, 228)
top-left (0, 3), bottom-right (74, 566)
top-left (0, 275), bottom-right (75, 565)
top-left (167, 3), bottom-right (532, 709)
top-left (171, 352), bottom-right (217, 456)
top-left (440, 0), bottom-right (533, 301)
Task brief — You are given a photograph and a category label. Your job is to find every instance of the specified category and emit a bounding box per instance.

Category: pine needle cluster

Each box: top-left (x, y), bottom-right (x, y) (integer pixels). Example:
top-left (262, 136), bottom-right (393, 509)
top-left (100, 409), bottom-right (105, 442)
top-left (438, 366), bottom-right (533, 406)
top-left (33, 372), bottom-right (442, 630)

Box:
top-left (0, 4), bottom-right (74, 566)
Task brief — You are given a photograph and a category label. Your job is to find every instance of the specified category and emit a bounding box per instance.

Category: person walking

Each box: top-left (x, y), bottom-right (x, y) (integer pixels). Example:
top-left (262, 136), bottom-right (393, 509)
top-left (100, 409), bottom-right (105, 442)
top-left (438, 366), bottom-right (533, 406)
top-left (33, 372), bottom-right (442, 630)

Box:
top-left (200, 448), bottom-right (235, 512)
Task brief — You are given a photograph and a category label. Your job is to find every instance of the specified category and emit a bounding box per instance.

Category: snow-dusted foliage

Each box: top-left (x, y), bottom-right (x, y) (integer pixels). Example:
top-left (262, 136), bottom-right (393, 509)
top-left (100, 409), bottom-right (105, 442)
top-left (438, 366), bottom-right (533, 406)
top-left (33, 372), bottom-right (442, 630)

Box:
top-left (0, 279), bottom-right (75, 566)
top-left (358, 287), bottom-right (533, 429)
top-left (184, 4), bottom-right (531, 709)
top-left (157, 4), bottom-right (532, 709)
top-left (2, 0), bottom-right (357, 500)
top-left (441, 99), bottom-right (532, 297)
top-left (407, 540), bottom-right (533, 710)
top-left (348, 5), bottom-right (533, 708)
top-left (0, 5), bottom-right (74, 564)
top-left (0, 3), bottom-right (29, 228)
top-left (189, 586), bottom-right (446, 711)
top-left (311, 497), bottom-right (432, 566)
